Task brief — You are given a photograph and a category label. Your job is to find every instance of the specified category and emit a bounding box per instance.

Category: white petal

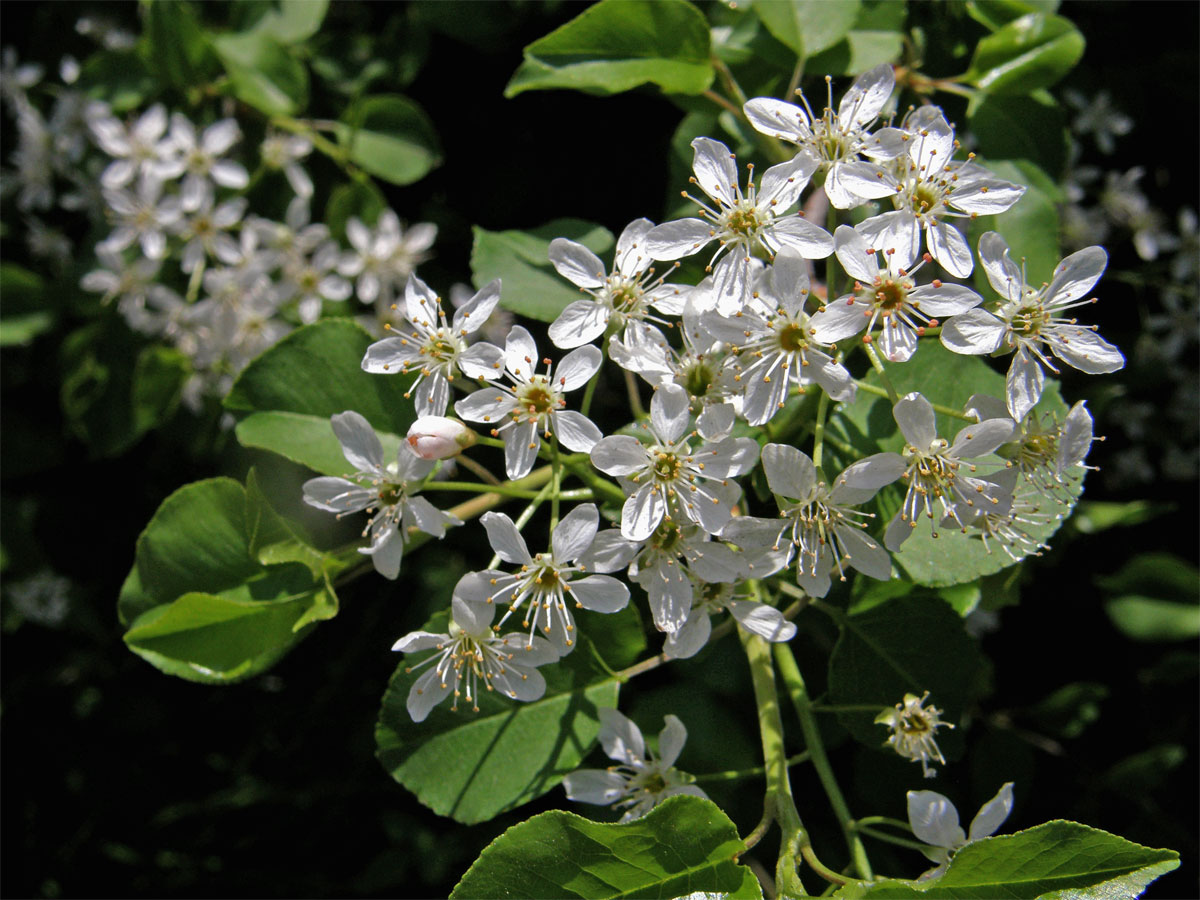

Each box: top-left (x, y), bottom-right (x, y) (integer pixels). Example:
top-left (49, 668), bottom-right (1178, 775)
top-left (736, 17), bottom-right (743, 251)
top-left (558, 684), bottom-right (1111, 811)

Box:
top-left (1045, 245), bottom-right (1107, 307)
top-left (743, 98), bottom-right (811, 143)
top-left (645, 218), bottom-right (714, 261)
top-left (622, 483), bottom-right (665, 542)
top-left (458, 341), bottom-right (505, 379)
top-left (361, 336), bottom-right (421, 373)
top-left (555, 344), bottom-right (602, 391)
top-left (759, 152), bottom-right (817, 209)
top-left (1005, 349), bottom-right (1043, 422)
top-left (407, 667), bottom-right (453, 723)
top-left (450, 586), bottom-right (497, 636)
top-left (598, 708), bottom-right (645, 765)
top-left (893, 392), bottom-right (937, 448)
top-left (729, 600), bottom-right (796, 643)
top-left (978, 232), bottom-right (1023, 301)
top-left (563, 769), bottom-right (629, 805)
top-left (614, 218), bottom-right (656, 276)
top-left (579, 530), bottom-right (640, 574)
top-left (454, 387), bottom-right (512, 424)
top-left (691, 136), bottom-right (739, 208)
top-left (503, 422), bottom-right (541, 479)
top-left (392, 630), bottom-right (447, 653)
top-left (809, 295), bottom-right (871, 343)
top-left (591, 436), bottom-right (649, 476)
top-left (640, 561), bottom-right (693, 633)
top-left (762, 443), bottom-right (815, 501)
top-left (767, 215), bottom-right (834, 259)
top-left (553, 503), bottom-right (599, 563)
top-left (481, 511), bottom-right (532, 564)
top-left (658, 715), bottom-right (688, 767)
top-left (940, 309), bottom-right (1005, 355)
top-left (663, 610), bottom-right (711, 660)
top-left (651, 383), bottom-right (692, 444)
top-left (838, 452), bottom-right (907, 490)
top-left (908, 790), bottom-right (966, 850)
top-left (331, 411), bottom-right (383, 472)
top-left (364, 521), bottom-right (404, 580)
top-left (504, 325), bottom-right (539, 379)
top-left (302, 477), bottom-right (373, 513)
top-left (1047, 326), bottom-right (1124, 374)
top-left (879, 320), bottom-right (918, 362)
top-left (840, 526), bottom-right (892, 580)
top-left (452, 278), bottom-right (501, 333)
top-left (548, 300), bottom-right (610, 349)
top-left (927, 221), bottom-right (974, 278)
top-left (968, 782), bottom-right (1014, 841)
top-left (548, 238), bottom-right (606, 288)
top-left (840, 62), bottom-right (895, 126)
top-left (950, 418), bottom-right (1015, 459)
top-left (554, 410), bottom-right (602, 453)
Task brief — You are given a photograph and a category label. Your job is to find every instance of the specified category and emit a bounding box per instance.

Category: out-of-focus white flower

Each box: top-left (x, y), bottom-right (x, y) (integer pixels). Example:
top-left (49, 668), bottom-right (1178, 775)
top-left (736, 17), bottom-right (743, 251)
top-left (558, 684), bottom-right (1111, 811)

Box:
top-left (90, 103), bottom-right (172, 189)
top-left (907, 782), bottom-right (1014, 879)
top-left (339, 209), bottom-right (436, 306)
top-left (646, 137), bottom-right (832, 313)
top-left (406, 416), bottom-right (476, 459)
top-left (1066, 89), bottom-right (1132, 155)
top-left (171, 182), bottom-right (247, 273)
top-left (99, 174), bottom-right (183, 260)
top-left (563, 709), bottom-right (708, 821)
top-left (155, 113), bottom-right (248, 209)
top-left (260, 130), bottom-right (313, 198)
top-left (302, 412), bottom-right (460, 580)
top-left (875, 691), bottom-right (955, 778)
top-left (393, 592), bottom-right (559, 722)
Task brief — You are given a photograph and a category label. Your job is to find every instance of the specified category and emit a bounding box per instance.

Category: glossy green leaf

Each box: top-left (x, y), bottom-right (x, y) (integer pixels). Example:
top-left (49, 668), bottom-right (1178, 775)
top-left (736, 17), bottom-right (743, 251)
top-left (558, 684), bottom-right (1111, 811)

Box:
top-left (377, 611), bottom-right (621, 824)
top-left (235, 410), bottom-right (406, 477)
top-left (225, 318), bottom-right (416, 438)
top-left (123, 578), bottom-right (322, 684)
top-left (214, 30), bottom-right (309, 116)
top-left (965, 13), bottom-right (1085, 95)
top-left (835, 820), bottom-right (1178, 898)
top-left (827, 593), bottom-right (983, 754)
top-left (807, 1), bottom-right (907, 75)
top-left (334, 94), bottom-right (441, 186)
top-left (1105, 596), bottom-right (1200, 642)
top-left (968, 90), bottom-right (1067, 177)
top-left (246, 0), bottom-right (329, 43)
top-left (505, 0), bottom-right (714, 98)
top-left (471, 219), bottom-right (614, 323)
top-left (966, 0), bottom-right (1060, 31)
top-left (449, 795), bottom-right (758, 899)
top-left (1070, 500), bottom-right (1171, 534)
top-left (753, 0), bottom-right (861, 59)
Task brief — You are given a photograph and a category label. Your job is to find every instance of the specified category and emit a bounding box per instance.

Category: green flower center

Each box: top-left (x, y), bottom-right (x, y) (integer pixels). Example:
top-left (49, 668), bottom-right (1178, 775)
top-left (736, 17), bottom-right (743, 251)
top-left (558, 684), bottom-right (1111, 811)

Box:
top-left (873, 279), bottom-right (908, 311)
top-left (777, 322), bottom-right (808, 352)
top-left (682, 362), bottom-right (714, 398)
top-left (654, 452), bottom-right (683, 482)
top-left (519, 378), bottom-right (557, 415)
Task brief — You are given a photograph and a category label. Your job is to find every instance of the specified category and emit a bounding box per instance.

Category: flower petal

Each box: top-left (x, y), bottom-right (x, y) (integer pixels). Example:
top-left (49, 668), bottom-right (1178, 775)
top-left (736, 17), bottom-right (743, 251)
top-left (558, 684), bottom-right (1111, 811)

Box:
top-left (481, 511), bottom-right (532, 564)
top-left (548, 238), bottom-right (605, 289)
top-left (553, 503), bottom-right (599, 563)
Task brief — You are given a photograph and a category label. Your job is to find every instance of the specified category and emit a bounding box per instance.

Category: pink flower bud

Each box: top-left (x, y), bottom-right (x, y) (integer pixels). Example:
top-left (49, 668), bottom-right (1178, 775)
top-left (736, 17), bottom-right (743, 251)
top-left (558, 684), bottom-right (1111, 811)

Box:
top-left (406, 416), bottom-right (476, 460)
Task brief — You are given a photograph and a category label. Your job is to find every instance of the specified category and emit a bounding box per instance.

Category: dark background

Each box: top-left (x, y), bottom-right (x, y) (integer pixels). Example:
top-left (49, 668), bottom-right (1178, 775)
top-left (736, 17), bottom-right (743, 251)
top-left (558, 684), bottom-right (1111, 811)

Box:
top-left (2, 2), bottom-right (1196, 897)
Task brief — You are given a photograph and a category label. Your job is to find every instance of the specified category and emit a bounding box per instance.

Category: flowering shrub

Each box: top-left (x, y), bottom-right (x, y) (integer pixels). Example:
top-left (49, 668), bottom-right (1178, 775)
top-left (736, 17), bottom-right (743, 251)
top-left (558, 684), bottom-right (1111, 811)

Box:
top-left (3, 2), bottom-right (1195, 897)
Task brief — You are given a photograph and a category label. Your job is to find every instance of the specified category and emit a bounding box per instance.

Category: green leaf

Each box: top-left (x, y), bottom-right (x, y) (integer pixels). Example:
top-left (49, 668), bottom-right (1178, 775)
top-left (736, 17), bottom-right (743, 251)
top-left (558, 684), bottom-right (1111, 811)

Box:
top-left (753, 0), bottom-right (861, 60)
top-left (324, 180), bottom-right (387, 244)
top-left (214, 30), bottom-right (309, 116)
top-left (123, 581), bottom-right (320, 684)
top-left (968, 90), bottom-right (1067, 177)
top-left (827, 593), bottom-right (983, 754)
top-left (1105, 596), bottom-right (1200, 642)
top-left (1070, 500), bottom-right (1171, 534)
top-left (246, 0), bottom-right (329, 43)
top-left (1025, 681), bottom-right (1107, 740)
top-left (377, 610), bottom-right (621, 824)
top-left (1095, 552), bottom-right (1198, 601)
top-left (334, 95), bottom-right (441, 186)
top-left (235, 410), bottom-right (406, 477)
top-left (471, 219), bottom-right (614, 323)
top-left (966, 0), bottom-right (1060, 31)
top-left (75, 50), bottom-right (156, 113)
top-left (449, 795), bottom-right (758, 899)
top-left (505, 0), bottom-right (714, 98)
top-left (836, 820), bottom-right (1178, 899)
top-left (143, 0), bottom-right (218, 91)
top-left (1100, 744), bottom-right (1187, 798)
top-left (131, 346), bottom-right (189, 434)
top-left (225, 318), bottom-right (416, 438)
top-left (0, 312), bottom-right (54, 347)
top-left (0, 265), bottom-right (51, 345)
top-left (964, 13), bottom-right (1085, 95)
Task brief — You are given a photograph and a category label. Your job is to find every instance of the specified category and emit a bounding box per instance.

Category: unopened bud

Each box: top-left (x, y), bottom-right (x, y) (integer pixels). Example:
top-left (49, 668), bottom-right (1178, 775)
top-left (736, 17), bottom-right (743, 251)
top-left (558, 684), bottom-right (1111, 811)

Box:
top-left (406, 416), bottom-right (476, 459)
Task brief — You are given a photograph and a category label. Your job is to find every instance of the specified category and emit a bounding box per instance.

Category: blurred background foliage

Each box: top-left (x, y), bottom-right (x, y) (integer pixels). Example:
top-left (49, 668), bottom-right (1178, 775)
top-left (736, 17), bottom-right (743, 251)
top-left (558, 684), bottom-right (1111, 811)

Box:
top-left (1, 1), bottom-right (1196, 897)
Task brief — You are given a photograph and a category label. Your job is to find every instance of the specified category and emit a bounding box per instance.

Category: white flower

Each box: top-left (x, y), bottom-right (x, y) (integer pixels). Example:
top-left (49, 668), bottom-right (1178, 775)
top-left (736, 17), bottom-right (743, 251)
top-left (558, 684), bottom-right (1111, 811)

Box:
top-left (406, 416), bottom-right (476, 460)
top-left (260, 130), bottom-right (313, 198)
top-left (547, 218), bottom-right (683, 349)
top-left (563, 709), bottom-right (708, 821)
top-left (590, 383), bottom-right (759, 540)
top-left (743, 63), bottom-right (908, 209)
top-left (628, 520), bottom-right (747, 634)
top-left (808, 225), bottom-right (983, 363)
top-left (171, 182), bottom-right (247, 274)
top-left (875, 691), bottom-right (955, 778)
top-left (89, 103), bottom-right (172, 189)
top-left (393, 592), bottom-right (559, 722)
top-left (276, 240), bottom-right (353, 323)
top-left (154, 113), bottom-right (248, 209)
top-left (907, 782), bottom-right (1014, 879)
top-left (362, 276), bottom-right (504, 417)
top-left (665, 580), bottom-right (796, 660)
top-left (940, 233), bottom-right (1123, 421)
top-left (722, 444), bottom-right (892, 598)
top-left (454, 326), bottom-right (602, 479)
top-left (338, 210), bottom-right (436, 306)
top-left (99, 174), bottom-right (182, 260)
top-left (458, 504), bottom-right (630, 653)
top-left (703, 248), bottom-right (855, 423)
top-left (302, 412), bottom-right (460, 580)
top-left (646, 137), bottom-right (832, 314)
